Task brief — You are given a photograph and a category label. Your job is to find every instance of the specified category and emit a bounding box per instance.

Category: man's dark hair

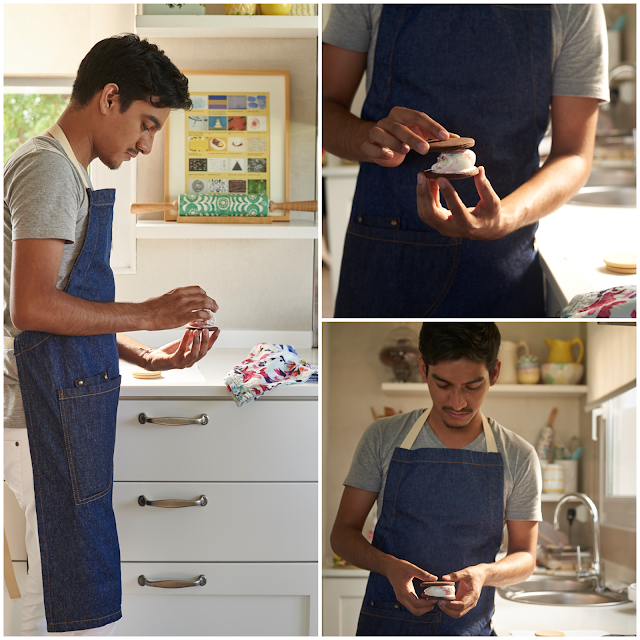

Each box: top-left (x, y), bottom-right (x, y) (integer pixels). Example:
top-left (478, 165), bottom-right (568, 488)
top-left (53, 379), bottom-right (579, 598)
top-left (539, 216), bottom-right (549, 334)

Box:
top-left (419, 322), bottom-right (501, 374)
top-left (71, 33), bottom-right (192, 112)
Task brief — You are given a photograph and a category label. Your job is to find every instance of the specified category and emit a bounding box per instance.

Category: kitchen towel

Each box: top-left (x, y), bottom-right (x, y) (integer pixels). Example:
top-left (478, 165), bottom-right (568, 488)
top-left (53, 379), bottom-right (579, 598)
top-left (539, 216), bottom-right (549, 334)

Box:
top-left (224, 343), bottom-right (318, 407)
top-left (560, 285), bottom-right (636, 318)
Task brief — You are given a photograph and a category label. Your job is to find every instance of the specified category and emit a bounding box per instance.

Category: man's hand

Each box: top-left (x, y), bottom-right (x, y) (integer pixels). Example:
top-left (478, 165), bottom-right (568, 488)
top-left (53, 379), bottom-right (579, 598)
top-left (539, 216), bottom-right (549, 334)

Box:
top-left (141, 328), bottom-right (220, 371)
top-left (140, 287), bottom-right (219, 331)
top-left (428, 565), bottom-right (488, 619)
top-left (365, 107), bottom-right (454, 168)
top-left (383, 557), bottom-right (439, 616)
top-left (416, 168), bottom-right (517, 241)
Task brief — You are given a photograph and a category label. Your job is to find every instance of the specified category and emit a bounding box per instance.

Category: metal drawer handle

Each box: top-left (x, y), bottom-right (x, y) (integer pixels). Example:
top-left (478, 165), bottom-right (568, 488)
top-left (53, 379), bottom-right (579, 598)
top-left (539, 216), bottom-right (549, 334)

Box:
top-left (138, 413), bottom-right (209, 426)
top-left (138, 574), bottom-right (207, 589)
top-left (138, 495), bottom-right (208, 508)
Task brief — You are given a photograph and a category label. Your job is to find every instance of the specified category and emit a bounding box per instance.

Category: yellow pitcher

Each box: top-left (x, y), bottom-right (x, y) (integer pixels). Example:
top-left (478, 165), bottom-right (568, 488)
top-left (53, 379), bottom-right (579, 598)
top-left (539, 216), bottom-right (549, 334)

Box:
top-left (544, 337), bottom-right (584, 364)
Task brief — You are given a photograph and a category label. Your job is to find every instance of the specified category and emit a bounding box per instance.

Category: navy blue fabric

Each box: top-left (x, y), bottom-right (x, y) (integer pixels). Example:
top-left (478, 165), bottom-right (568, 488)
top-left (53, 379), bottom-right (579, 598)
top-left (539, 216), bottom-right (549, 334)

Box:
top-left (15, 187), bottom-right (122, 632)
top-left (356, 433), bottom-right (505, 635)
top-left (334, 4), bottom-right (552, 317)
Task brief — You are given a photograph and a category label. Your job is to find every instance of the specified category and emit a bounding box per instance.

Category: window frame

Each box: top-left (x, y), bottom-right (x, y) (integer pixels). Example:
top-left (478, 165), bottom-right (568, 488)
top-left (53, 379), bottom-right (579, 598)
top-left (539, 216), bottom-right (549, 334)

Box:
top-left (4, 77), bottom-right (136, 274)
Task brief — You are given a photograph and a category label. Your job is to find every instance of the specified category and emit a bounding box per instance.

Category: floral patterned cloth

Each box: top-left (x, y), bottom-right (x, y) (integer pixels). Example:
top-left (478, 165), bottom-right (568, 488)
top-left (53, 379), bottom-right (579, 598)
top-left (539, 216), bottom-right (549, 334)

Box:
top-left (560, 286), bottom-right (636, 318)
top-left (224, 343), bottom-right (318, 407)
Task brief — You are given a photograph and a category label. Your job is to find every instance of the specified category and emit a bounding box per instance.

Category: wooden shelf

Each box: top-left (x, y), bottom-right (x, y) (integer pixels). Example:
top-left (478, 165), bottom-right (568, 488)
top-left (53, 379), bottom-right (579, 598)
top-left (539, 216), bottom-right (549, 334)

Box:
top-left (136, 15), bottom-right (318, 39)
top-left (381, 383), bottom-right (588, 398)
top-left (136, 218), bottom-right (317, 240)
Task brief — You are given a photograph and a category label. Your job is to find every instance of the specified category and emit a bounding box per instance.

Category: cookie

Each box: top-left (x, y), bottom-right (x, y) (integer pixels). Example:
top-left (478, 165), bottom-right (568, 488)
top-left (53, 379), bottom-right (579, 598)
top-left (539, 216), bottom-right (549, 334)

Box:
top-left (425, 137), bottom-right (475, 152)
top-left (423, 168), bottom-right (480, 180)
top-left (132, 369), bottom-right (162, 380)
top-left (603, 253), bottom-right (636, 274)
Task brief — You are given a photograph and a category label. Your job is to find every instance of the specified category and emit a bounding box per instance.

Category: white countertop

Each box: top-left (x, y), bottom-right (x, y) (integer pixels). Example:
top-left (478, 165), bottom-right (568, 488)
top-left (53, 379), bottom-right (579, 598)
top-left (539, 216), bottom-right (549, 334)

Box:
top-left (536, 203), bottom-right (637, 311)
top-left (119, 344), bottom-right (318, 399)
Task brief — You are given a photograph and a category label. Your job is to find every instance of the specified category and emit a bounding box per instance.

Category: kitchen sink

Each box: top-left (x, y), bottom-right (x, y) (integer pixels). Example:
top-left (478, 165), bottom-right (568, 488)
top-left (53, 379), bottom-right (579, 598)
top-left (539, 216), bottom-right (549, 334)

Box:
top-left (585, 167), bottom-right (635, 187)
top-left (568, 186), bottom-right (636, 207)
top-left (498, 578), bottom-right (631, 607)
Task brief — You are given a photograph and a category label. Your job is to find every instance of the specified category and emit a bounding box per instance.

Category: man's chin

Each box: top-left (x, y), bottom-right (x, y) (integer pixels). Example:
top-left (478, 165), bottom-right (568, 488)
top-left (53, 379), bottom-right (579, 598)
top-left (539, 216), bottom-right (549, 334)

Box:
top-left (440, 410), bottom-right (475, 430)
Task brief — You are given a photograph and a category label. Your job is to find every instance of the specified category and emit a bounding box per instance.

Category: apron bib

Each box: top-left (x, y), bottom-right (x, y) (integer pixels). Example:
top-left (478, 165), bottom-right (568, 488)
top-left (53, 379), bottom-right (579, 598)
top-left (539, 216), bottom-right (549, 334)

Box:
top-left (335, 5), bottom-right (552, 317)
top-left (14, 124), bottom-right (122, 632)
top-left (357, 411), bottom-right (504, 636)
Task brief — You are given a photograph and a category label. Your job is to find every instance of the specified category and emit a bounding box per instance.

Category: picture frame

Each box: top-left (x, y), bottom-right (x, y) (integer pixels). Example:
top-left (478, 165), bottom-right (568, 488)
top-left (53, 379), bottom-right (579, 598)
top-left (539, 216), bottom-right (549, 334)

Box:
top-left (164, 70), bottom-right (290, 223)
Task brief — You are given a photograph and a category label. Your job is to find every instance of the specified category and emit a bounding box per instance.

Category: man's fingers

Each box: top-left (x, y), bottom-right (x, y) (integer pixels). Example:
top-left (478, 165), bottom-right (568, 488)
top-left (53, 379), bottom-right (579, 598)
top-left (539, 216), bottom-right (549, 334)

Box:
top-left (369, 125), bottom-right (412, 154)
top-left (362, 139), bottom-right (395, 161)
top-left (436, 178), bottom-right (476, 225)
top-left (473, 167), bottom-right (500, 208)
top-left (386, 107), bottom-right (450, 144)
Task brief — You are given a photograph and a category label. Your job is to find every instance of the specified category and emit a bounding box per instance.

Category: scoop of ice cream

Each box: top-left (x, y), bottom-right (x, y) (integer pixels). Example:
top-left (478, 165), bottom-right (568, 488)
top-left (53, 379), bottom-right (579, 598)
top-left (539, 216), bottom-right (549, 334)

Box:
top-left (430, 149), bottom-right (476, 174)
top-left (423, 584), bottom-right (455, 598)
top-left (187, 309), bottom-right (217, 329)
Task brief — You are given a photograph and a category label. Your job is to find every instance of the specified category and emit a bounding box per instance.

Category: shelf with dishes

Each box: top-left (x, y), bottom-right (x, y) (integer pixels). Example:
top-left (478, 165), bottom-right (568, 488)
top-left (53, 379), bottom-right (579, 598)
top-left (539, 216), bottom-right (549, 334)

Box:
top-left (135, 15), bottom-right (318, 39)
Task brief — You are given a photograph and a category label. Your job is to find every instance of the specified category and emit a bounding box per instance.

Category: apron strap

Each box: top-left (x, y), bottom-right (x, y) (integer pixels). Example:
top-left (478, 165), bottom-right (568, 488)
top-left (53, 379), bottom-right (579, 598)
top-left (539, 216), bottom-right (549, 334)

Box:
top-left (400, 410), bottom-right (498, 454)
top-left (46, 123), bottom-right (89, 190)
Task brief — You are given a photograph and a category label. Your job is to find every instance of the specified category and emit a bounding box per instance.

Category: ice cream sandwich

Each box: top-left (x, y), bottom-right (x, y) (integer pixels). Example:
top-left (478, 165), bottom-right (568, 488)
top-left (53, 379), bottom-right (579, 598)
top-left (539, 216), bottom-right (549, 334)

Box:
top-left (423, 137), bottom-right (479, 180)
top-left (420, 581), bottom-right (456, 600)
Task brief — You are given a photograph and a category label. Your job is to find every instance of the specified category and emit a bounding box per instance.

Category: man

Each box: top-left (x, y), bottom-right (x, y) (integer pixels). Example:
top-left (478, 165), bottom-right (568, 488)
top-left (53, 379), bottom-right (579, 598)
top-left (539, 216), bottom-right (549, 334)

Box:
top-left (323, 5), bottom-right (609, 317)
top-left (331, 323), bottom-right (541, 635)
top-left (4, 34), bottom-right (218, 635)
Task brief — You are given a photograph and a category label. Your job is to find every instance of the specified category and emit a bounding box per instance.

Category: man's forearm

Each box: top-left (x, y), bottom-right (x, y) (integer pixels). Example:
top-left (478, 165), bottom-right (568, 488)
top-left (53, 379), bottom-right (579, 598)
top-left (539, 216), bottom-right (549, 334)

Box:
top-left (502, 150), bottom-right (593, 230)
top-left (11, 288), bottom-right (152, 336)
top-left (117, 333), bottom-right (153, 368)
top-left (331, 524), bottom-right (396, 577)
top-left (478, 551), bottom-right (536, 589)
top-left (323, 97), bottom-right (376, 163)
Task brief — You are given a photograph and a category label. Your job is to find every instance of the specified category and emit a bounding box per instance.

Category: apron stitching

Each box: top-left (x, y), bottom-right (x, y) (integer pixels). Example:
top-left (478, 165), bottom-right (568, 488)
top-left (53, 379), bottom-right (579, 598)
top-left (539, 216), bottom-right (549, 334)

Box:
top-left (59, 389), bottom-right (82, 506)
top-left (59, 385), bottom-right (120, 401)
top-left (424, 241), bottom-right (461, 316)
top-left (47, 610), bottom-right (122, 625)
top-left (13, 334), bottom-right (52, 357)
top-left (390, 459), bottom-right (502, 467)
top-left (375, 5), bottom-right (408, 121)
top-left (347, 228), bottom-right (462, 248)
top-left (360, 610), bottom-right (440, 625)
top-left (16, 353), bottom-right (54, 624)
top-left (527, 9), bottom-right (540, 140)
top-left (379, 449), bottom-right (411, 551)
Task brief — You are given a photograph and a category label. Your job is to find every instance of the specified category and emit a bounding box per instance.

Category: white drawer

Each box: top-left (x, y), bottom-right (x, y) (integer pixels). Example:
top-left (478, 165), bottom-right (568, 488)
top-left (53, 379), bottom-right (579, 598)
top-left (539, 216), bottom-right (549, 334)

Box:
top-left (118, 562), bottom-right (317, 636)
top-left (113, 482), bottom-right (317, 562)
top-left (114, 399), bottom-right (317, 482)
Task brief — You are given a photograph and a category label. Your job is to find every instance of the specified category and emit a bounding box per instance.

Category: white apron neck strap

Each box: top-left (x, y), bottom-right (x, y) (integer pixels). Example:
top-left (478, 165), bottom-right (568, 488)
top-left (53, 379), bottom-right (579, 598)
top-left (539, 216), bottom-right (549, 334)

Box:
top-left (400, 410), bottom-right (498, 454)
top-left (47, 123), bottom-right (89, 190)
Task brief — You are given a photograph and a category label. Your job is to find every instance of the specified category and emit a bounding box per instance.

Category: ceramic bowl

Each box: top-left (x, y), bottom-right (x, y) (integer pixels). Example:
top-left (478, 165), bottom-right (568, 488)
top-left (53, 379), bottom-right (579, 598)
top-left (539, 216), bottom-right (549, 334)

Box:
top-left (541, 362), bottom-right (584, 385)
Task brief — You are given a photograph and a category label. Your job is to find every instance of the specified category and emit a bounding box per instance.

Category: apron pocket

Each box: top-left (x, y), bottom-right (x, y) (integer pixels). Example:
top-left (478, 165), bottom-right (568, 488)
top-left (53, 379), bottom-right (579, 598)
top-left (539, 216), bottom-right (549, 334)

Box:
top-left (336, 220), bottom-right (462, 317)
top-left (58, 375), bottom-right (121, 505)
top-left (357, 602), bottom-right (441, 636)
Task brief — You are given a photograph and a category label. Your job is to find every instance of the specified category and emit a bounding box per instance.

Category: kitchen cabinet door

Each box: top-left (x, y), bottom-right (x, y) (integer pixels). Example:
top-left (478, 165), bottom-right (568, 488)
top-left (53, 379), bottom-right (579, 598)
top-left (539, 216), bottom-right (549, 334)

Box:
top-left (323, 576), bottom-right (368, 637)
top-left (113, 482), bottom-right (317, 562)
top-left (117, 562), bottom-right (318, 636)
top-left (114, 399), bottom-right (317, 482)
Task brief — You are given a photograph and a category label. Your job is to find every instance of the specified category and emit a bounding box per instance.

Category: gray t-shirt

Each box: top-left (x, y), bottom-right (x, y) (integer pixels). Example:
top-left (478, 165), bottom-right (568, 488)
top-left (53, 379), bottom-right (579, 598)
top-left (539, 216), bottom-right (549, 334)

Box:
top-left (4, 135), bottom-right (92, 429)
top-left (344, 409), bottom-right (543, 524)
top-left (323, 4), bottom-right (610, 102)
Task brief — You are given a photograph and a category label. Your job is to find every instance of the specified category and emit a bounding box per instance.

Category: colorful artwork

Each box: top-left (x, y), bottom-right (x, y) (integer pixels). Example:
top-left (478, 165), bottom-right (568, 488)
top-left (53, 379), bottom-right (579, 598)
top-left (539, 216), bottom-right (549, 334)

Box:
top-left (185, 92), bottom-right (270, 197)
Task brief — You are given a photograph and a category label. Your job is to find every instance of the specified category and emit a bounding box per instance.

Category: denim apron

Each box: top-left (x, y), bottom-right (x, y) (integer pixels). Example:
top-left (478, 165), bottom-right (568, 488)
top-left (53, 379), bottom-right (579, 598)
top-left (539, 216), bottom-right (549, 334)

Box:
top-left (14, 124), bottom-right (122, 632)
top-left (334, 5), bottom-right (552, 318)
top-left (356, 411), bottom-right (504, 636)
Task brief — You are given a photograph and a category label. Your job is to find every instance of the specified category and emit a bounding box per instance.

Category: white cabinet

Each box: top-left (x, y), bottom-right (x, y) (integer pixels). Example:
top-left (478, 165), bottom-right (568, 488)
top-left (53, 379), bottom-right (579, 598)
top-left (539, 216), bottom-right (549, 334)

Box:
top-left (323, 571), bottom-right (369, 636)
top-left (114, 395), bottom-right (318, 636)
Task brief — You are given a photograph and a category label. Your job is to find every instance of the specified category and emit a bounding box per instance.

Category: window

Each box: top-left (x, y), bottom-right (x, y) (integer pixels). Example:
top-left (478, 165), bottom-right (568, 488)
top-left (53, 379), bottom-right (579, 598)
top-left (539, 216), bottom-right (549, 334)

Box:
top-left (599, 386), bottom-right (636, 530)
top-left (4, 78), bottom-right (136, 274)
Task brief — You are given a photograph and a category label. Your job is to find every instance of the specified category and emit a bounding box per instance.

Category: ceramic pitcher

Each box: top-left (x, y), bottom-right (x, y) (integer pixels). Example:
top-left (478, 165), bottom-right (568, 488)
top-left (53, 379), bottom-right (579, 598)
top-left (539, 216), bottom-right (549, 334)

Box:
top-left (544, 337), bottom-right (584, 364)
top-left (497, 340), bottom-right (529, 384)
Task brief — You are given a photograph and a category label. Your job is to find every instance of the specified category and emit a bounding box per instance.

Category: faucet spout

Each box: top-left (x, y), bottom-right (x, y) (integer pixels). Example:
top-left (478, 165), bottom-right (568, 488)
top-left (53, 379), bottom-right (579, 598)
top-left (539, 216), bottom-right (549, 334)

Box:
top-left (553, 493), bottom-right (603, 591)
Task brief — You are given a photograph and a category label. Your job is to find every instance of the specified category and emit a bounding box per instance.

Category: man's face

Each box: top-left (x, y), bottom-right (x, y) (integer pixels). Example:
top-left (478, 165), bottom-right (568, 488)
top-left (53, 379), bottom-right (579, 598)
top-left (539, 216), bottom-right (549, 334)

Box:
top-left (420, 356), bottom-right (500, 430)
top-left (99, 96), bottom-right (170, 170)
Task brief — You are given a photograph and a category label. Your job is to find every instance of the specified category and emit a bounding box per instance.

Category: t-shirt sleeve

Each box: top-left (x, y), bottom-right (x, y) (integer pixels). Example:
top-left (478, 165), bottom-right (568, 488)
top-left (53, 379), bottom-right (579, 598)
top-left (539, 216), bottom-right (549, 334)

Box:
top-left (344, 420), bottom-right (385, 493)
top-left (552, 4), bottom-right (609, 101)
top-left (8, 149), bottom-right (81, 244)
top-left (322, 4), bottom-right (373, 53)
top-left (505, 440), bottom-right (543, 521)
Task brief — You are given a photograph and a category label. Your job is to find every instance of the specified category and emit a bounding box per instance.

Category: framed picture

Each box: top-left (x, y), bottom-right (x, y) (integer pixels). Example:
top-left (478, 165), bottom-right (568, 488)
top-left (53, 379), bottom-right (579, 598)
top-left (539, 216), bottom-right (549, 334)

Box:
top-left (164, 70), bottom-right (290, 222)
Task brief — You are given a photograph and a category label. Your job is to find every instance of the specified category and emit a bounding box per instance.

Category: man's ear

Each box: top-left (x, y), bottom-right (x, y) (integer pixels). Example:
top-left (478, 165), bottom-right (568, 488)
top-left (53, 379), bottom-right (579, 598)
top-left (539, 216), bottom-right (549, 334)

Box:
top-left (419, 356), bottom-right (428, 383)
top-left (99, 83), bottom-right (121, 115)
top-left (489, 360), bottom-right (501, 386)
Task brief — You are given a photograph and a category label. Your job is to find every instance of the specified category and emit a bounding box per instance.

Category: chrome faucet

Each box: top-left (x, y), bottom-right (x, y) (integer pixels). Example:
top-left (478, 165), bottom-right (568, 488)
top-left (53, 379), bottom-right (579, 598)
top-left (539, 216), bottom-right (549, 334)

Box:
top-left (553, 493), bottom-right (604, 592)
